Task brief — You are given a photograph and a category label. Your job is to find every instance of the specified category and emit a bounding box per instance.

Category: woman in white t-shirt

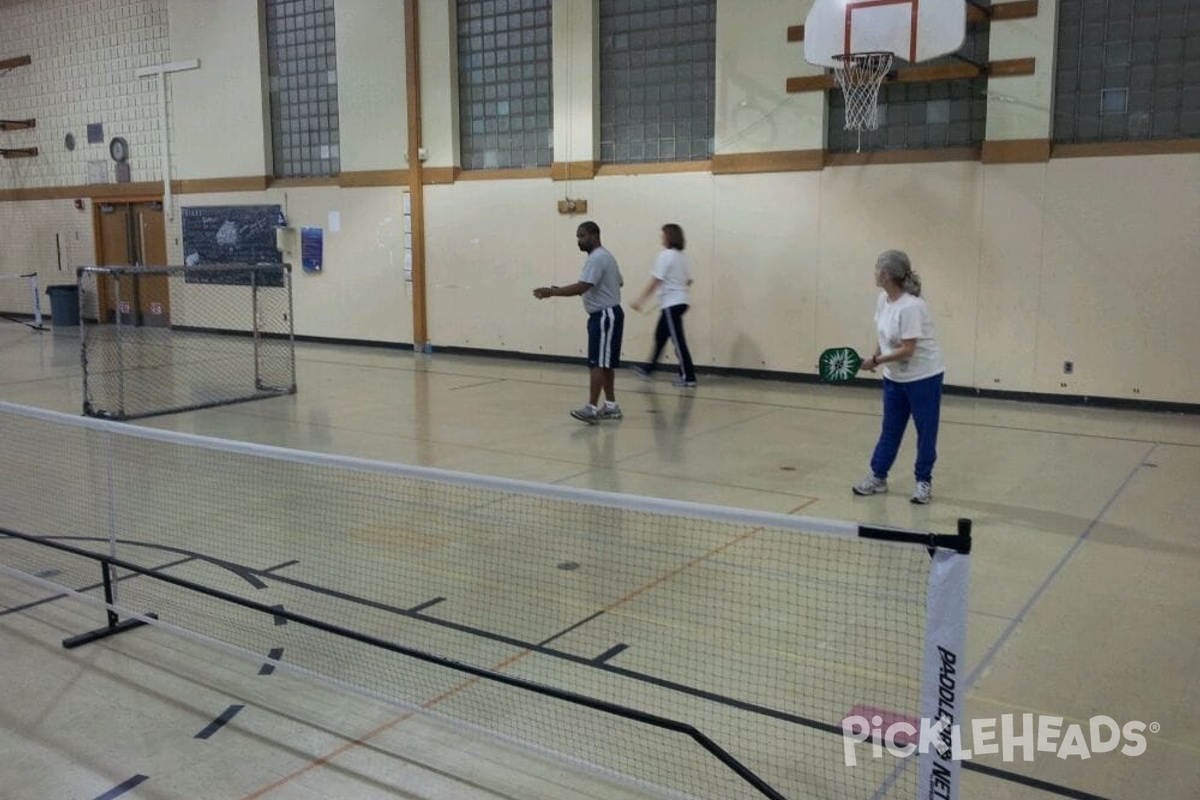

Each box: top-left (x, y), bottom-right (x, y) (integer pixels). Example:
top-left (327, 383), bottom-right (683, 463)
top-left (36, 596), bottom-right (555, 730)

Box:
top-left (851, 250), bottom-right (945, 504)
top-left (629, 223), bottom-right (697, 387)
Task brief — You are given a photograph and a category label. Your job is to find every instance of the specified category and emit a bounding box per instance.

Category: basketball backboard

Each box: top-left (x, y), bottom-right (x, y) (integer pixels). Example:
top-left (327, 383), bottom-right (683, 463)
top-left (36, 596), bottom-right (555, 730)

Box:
top-left (803, 0), bottom-right (966, 67)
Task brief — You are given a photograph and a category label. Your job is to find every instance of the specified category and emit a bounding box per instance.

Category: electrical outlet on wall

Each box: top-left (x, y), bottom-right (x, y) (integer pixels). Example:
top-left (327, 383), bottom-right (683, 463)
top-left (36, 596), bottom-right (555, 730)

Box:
top-left (1063, 360), bottom-right (1074, 374)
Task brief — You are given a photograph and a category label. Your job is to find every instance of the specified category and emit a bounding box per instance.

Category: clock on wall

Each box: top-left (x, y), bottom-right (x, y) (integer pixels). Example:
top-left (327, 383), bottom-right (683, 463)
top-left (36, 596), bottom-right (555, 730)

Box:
top-left (109, 136), bottom-right (129, 163)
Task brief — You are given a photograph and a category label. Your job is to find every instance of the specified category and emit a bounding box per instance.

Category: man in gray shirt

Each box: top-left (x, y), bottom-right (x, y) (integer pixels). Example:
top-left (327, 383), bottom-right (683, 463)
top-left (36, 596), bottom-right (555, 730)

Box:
top-left (533, 221), bottom-right (624, 423)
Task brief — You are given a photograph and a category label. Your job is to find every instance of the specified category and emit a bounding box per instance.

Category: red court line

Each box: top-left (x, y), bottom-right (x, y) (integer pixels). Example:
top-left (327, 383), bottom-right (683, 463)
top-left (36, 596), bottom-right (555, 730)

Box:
top-left (241, 502), bottom-right (810, 798)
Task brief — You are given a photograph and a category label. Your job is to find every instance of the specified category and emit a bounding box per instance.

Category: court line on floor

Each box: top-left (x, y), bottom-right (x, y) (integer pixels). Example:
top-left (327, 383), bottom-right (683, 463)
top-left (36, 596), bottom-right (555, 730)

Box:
top-left (239, 507), bottom-right (800, 799)
top-left (964, 444), bottom-right (1157, 690)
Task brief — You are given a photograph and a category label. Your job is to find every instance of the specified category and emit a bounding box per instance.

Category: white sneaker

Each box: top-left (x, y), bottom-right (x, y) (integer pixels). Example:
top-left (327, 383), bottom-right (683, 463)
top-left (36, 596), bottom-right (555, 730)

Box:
top-left (570, 405), bottom-right (599, 424)
top-left (911, 481), bottom-right (932, 505)
top-left (852, 476), bottom-right (888, 496)
top-left (598, 403), bottom-right (623, 420)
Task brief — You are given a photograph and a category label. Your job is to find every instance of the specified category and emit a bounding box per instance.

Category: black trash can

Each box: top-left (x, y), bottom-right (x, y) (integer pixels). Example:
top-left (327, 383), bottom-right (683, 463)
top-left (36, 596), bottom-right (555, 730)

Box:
top-left (46, 284), bottom-right (80, 326)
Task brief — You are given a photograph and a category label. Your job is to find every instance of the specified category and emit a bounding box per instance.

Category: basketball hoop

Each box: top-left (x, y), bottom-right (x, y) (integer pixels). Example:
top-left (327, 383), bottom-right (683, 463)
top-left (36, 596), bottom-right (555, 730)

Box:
top-left (831, 52), bottom-right (893, 149)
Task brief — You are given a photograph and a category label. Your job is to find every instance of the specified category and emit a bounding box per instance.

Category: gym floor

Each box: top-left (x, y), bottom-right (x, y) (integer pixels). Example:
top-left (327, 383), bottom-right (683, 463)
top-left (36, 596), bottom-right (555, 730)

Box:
top-left (1, 324), bottom-right (1197, 800)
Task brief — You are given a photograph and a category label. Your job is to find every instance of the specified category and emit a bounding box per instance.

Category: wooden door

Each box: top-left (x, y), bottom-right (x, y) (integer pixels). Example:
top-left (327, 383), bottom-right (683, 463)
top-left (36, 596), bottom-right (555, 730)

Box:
top-left (93, 199), bottom-right (170, 326)
top-left (134, 202), bottom-right (170, 327)
top-left (96, 203), bottom-right (132, 324)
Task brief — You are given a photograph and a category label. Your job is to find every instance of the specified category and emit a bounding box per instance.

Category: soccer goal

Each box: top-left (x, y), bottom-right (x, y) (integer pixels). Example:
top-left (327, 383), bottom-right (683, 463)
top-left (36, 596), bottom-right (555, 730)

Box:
top-left (0, 271), bottom-right (45, 330)
top-left (78, 263), bottom-right (296, 420)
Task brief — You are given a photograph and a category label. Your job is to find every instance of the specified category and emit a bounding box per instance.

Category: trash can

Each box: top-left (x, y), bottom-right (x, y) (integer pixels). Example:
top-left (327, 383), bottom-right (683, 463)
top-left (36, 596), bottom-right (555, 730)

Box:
top-left (46, 284), bottom-right (80, 326)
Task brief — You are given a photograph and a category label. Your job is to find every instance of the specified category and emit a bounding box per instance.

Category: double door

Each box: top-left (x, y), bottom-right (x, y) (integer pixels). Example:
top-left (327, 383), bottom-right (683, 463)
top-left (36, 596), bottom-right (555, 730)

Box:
top-left (95, 200), bottom-right (170, 326)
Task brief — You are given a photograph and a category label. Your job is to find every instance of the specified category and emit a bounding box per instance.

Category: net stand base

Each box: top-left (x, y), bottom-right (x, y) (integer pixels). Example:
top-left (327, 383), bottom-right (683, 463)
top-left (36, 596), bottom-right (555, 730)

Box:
top-left (62, 612), bottom-right (157, 649)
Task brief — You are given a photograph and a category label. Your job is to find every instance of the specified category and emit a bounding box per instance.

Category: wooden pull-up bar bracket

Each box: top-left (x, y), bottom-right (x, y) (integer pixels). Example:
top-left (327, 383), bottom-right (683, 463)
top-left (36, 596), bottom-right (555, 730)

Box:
top-left (1, 147), bottom-right (39, 158)
top-left (0, 119), bottom-right (36, 132)
top-left (787, 58), bottom-right (1036, 93)
top-left (787, 1), bottom-right (1039, 43)
top-left (0, 55), bottom-right (32, 72)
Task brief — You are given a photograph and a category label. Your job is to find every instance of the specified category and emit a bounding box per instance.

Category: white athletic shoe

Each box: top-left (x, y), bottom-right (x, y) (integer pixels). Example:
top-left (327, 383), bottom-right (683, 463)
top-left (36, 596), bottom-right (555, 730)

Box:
top-left (598, 403), bottom-right (623, 420)
top-left (910, 481), bottom-right (932, 505)
top-left (852, 476), bottom-right (888, 496)
top-left (570, 405), bottom-right (600, 424)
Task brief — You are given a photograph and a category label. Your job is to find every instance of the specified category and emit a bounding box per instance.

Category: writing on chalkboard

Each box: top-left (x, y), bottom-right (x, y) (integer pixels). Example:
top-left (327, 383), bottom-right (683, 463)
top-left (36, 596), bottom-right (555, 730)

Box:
top-left (181, 205), bottom-right (285, 286)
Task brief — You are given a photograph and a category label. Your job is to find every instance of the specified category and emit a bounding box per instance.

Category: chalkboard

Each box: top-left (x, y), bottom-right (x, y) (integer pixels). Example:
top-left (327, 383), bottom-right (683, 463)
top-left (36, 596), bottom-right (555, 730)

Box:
top-left (181, 205), bottom-right (284, 286)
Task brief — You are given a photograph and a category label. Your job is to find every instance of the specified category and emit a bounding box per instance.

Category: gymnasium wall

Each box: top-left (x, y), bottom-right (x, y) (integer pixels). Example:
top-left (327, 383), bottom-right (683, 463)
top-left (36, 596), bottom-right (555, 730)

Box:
top-left (1, 0), bottom-right (1196, 406)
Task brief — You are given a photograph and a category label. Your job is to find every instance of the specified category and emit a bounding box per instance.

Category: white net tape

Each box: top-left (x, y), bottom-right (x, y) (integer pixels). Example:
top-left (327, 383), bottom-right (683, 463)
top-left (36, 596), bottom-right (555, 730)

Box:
top-left (832, 52), bottom-right (893, 133)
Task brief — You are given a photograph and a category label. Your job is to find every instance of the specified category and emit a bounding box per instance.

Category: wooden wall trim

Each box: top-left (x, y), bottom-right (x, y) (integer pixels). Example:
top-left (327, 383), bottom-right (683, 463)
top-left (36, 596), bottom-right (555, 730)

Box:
top-left (271, 176), bottom-right (340, 188)
top-left (339, 169), bottom-right (408, 187)
top-left (177, 176), bottom-right (271, 193)
top-left (421, 166), bottom-right (460, 184)
top-left (1052, 139), bottom-right (1200, 159)
top-left (455, 167), bottom-right (547, 181)
top-left (595, 160), bottom-right (712, 176)
top-left (826, 147), bottom-right (981, 167)
top-left (551, 160), bottom-right (599, 180)
top-left (5, 135), bottom-right (1197, 204)
top-left (712, 150), bottom-right (824, 174)
top-left (981, 138), bottom-right (1052, 164)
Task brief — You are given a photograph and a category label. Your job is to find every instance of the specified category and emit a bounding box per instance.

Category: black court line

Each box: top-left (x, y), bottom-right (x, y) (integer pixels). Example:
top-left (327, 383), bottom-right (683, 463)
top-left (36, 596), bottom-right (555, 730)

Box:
top-left (260, 559), bottom-right (299, 574)
top-left (961, 761), bottom-right (1115, 800)
top-left (194, 704), bottom-right (244, 740)
top-left (259, 646), bottom-right (284, 675)
top-left (270, 604), bottom-right (288, 625)
top-left (0, 555), bottom-right (196, 617)
top-left (3, 533), bottom-right (1113, 800)
top-left (592, 643), bottom-right (629, 664)
top-left (91, 774), bottom-right (149, 800)
top-left (407, 596), bottom-right (446, 613)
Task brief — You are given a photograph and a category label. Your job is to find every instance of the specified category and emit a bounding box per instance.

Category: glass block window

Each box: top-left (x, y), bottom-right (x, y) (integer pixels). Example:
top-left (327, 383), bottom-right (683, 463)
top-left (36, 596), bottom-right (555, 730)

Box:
top-left (827, 24), bottom-right (989, 153)
top-left (457, 0), bottom-right (553, 170)
top-left (599, 0), bottom-right (716, 164)
top-left (265, 0), bottom-right (340, 178)
top-left (1054, 0), bottom-right (1200, 143)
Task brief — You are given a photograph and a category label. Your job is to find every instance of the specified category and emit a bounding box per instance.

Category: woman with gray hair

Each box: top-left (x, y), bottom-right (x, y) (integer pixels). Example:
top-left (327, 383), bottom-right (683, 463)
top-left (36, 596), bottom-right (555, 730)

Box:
top-left (852, 250), bottom-right (945, 504)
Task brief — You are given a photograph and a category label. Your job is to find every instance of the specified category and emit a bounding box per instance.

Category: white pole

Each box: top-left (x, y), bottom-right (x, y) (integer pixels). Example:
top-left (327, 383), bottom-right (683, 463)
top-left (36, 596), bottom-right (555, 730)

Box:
top-left (134, 59), bottom-right (199, 221)
top-left (157, 70), bottom-right (171, 218)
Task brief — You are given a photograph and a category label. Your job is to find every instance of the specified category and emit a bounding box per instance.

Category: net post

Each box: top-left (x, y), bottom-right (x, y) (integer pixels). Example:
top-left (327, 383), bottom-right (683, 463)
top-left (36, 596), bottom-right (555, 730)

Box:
top-left (251, 265), bottom-right (261, 390)
top-left (955, 517), bottom-right (973, 554)
top-left (116, 272), bottom-right (128, 419)
top-left (285, 264), bottom-right (297, 392)
top-left (60, 558), bottom-right (156, 649)
top-left (29, 272), bottom-right (43, 328)
top-left (917, 520), bottom-right (971, 800)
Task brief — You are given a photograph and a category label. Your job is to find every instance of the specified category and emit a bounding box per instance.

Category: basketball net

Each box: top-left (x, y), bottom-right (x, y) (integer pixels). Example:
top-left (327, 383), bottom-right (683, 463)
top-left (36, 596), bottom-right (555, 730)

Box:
top-left (832, 52), bottom-right (893, 151)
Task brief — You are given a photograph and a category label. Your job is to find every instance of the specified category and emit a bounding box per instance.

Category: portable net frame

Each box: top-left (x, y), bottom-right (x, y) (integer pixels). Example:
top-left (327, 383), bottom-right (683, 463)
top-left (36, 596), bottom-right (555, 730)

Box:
top-left (832, 52), bottom-right (894, 149)
top-left (0, 271), bottom-right (45, 330)
top-left (0, 401), bottom-right (972, 800)
top-left (77, 263), bottom-right (296, 420)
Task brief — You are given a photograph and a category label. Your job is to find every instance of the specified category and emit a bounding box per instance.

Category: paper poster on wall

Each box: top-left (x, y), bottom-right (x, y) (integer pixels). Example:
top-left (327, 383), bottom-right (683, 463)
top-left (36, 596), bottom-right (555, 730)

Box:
top-left (301, 227), bottom-right (324, 272)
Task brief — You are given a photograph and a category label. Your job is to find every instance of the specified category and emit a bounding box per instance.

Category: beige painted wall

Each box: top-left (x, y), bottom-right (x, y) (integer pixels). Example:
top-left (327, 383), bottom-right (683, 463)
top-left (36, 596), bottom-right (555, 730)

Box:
top-left (716, 0), bottom-right (823, 152)
top-left (168, 0), bottom-right (271, 179)
top-left (337, 0), bottom-right (409, 172)
top-left (2, 0), bottom-right (1197, 406)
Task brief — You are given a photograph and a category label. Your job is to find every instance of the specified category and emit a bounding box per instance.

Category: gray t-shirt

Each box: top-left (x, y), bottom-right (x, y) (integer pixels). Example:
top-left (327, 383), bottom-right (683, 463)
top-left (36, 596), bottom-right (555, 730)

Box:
top-left (578, 246), bottom-right (623, 314)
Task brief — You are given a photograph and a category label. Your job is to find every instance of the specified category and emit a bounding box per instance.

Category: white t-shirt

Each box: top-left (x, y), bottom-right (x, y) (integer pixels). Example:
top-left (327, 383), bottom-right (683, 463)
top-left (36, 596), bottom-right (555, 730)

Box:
top-left (874, 292), bottom-right (944, 383)
top-left (651, 248), bottom-right (692, 309)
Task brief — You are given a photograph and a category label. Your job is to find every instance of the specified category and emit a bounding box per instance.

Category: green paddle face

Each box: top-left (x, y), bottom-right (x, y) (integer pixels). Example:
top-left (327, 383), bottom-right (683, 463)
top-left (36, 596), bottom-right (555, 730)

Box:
top-left (819, 347), bottom-right (863, 383)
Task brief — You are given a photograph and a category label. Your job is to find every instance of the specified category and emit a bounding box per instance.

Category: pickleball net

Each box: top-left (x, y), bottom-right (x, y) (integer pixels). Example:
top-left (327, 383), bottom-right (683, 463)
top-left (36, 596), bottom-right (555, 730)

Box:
top-left (0, 271), bottom-right (44, 330)
top-left (0, 401), bottom-right (970, 799)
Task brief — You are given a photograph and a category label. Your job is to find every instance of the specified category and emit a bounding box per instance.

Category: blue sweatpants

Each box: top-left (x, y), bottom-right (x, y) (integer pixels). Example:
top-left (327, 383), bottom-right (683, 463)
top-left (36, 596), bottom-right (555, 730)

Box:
top-left (869, 372), bottom-right (943, 483)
